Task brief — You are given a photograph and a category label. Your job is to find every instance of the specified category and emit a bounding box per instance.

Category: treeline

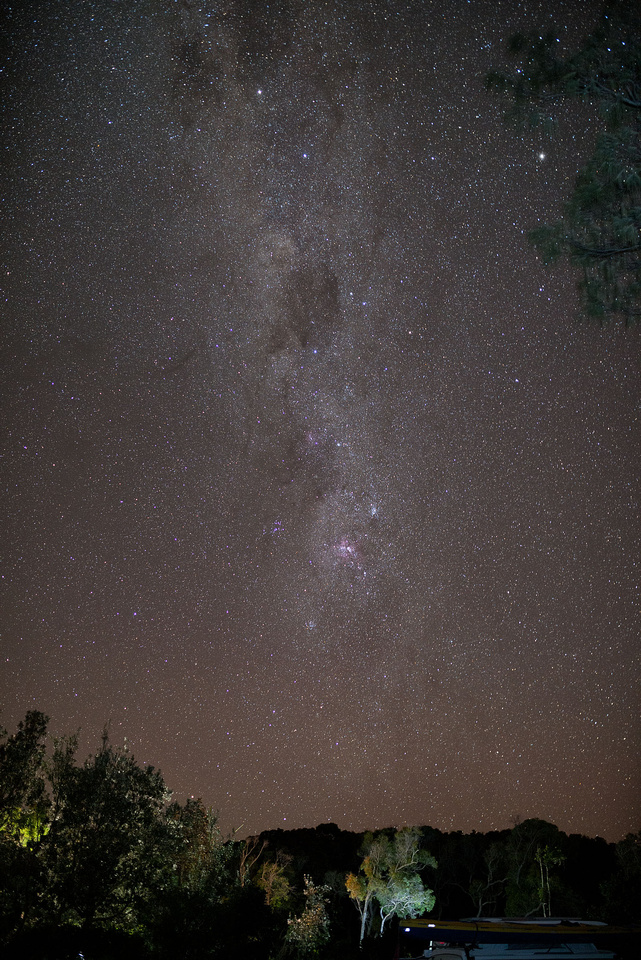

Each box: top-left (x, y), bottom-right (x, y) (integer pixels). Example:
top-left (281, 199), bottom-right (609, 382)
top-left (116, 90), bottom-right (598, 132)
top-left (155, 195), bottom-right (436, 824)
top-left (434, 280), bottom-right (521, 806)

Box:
top-left (1, 712), bottom-right (639, 960)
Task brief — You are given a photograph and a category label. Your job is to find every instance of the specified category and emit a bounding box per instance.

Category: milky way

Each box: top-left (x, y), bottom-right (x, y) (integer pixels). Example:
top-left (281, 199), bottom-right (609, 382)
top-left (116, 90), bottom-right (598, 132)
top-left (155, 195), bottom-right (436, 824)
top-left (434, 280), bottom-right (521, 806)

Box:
top-left (2, 0), bottom-right (639, 841)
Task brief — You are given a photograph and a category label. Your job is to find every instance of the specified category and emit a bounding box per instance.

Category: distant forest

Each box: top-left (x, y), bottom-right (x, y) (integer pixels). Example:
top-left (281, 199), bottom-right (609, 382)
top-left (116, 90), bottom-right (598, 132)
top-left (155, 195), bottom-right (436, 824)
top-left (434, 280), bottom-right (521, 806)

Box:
top-left (1, 712), bottom-right (639, 959)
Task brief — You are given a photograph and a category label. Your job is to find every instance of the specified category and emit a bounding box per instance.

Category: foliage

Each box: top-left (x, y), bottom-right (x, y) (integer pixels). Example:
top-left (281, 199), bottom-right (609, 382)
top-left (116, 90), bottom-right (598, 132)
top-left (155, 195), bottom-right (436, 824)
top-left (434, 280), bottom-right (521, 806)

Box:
top-left (377, 871), bottom-right (436, 934)
top-left (238, 834), bottom-right (268, 887)
top-left (167, 797), bottom-right (230, 894)
top-left (535, 844), bottom-right (566, 917)
top-left (467, 839), bottom-right (508, 918)
top-left (0, 710), bottom-right (50, 837)
top-left (40, 729), bottom-right (173, 930)
top-left (345, 827), bottom-right (436, 945)
top-left (0, 714), bottom-right (237, 958)
top-left (0, 712), bottom-right (51, 941)
top-left (139, 798), bottom-right (238, 960)
top-left (285, 875), bottom-right (331, 958)
top-left (601, 830), bottom-right (641, 922)
top-left (255, 851), bottom-right (293, 909)
top-left (503, 819), bottom-right (566, 917)
top-left (1, 711), bottom-right (639, 958)
top-left (487, 0), bottom-right (641, 324)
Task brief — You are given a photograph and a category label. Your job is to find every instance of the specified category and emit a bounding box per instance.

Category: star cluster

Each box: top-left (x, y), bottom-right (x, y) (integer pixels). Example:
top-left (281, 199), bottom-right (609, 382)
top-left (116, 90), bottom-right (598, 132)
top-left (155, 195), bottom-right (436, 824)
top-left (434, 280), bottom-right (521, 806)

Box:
top-left (1, 0), bottom-right (639, 841)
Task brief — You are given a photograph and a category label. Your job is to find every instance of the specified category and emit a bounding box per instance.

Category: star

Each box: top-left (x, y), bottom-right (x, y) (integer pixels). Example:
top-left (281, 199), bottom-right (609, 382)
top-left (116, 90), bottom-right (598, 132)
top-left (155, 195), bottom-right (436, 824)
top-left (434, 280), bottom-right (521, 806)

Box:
top-left (1, 0), bottom-right (636, 845)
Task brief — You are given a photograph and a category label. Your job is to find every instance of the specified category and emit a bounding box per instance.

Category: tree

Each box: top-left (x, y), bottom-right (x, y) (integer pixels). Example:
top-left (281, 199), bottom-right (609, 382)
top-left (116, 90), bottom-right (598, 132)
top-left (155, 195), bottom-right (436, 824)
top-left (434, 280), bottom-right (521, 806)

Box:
top-left (0, 711), bottom-right (49, 837)
top-left (167, 797), bottom-right (230, 895)
top-left (503, 819), bottom-right (566, 917)
top-left (238, 834), bottom-right (267, 887)
top-left (41, 728), bottom-right (172, 930)
top-left (255, 851), bottom-right (293, 909)
top-left (487, 0), bottom-right (641, 324)
top-left (346, 827), bottom-right (436, 945)
top-left (535, 843), bottom-right (566, 917)
top-left (150, 798), bottom-right (237, 959)
top-left (601, 829), bottom-right (641, 922)
top-left (377, 871), bottom-right (436, 935)
top-left (284, 875), bottom-right (331, 958)
top-left (0, 712), bottom-right (50, 941)
top-left (0, 713), bottom-right (252, 957)
top-left (468, 840), bottom-right (509, 918)
top-left (345, 833), bottom-right (389, 945)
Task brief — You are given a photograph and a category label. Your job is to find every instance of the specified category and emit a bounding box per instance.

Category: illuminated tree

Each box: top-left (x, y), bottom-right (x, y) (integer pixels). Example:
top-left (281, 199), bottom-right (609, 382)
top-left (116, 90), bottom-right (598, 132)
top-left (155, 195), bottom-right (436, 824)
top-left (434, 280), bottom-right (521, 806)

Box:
top-left (346, 827), bottom-right (436, 945)
top-left (238, 834), bottom-right (267, 887)
top-left (284, 875), bottom-right (331, 958)
top-left (0, 711), bottom-right (49, 836)
top-left (378, 871), bottom-right (436, 934)
top-left (345, 833), bottom-right (388, 945)
top-left (535, 844), bottom-right (566, 917)
top-left (255, 851), bottom-right (293, 909)
top-left (0, 712), bottom-right (50, 940)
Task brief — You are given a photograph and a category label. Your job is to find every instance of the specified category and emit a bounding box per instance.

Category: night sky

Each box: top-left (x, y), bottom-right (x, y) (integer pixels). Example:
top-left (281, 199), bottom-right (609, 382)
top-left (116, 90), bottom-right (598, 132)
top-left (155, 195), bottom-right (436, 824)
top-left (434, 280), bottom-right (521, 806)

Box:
top-left (2, 0), bottom-right (640, 843)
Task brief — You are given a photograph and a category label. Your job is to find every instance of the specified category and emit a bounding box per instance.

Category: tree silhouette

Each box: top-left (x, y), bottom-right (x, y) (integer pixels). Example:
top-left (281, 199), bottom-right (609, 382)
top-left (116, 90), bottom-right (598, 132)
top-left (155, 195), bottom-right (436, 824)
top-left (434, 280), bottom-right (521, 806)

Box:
top-left (487, 0), bottom-right (641, 324)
